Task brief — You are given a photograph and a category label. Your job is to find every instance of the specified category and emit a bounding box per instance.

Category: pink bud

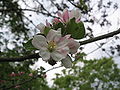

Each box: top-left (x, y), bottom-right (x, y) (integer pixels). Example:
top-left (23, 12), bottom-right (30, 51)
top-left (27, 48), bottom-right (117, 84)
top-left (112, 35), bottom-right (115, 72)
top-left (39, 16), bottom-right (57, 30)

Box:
top-left (53, 18), bottom-right (60, 24)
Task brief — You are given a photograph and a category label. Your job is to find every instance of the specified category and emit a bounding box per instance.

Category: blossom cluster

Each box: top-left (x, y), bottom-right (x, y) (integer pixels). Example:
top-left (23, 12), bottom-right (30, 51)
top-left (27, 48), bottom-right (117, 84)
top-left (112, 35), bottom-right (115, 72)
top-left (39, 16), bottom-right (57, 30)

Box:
top-left (32, 9), bottom-right (82, 68)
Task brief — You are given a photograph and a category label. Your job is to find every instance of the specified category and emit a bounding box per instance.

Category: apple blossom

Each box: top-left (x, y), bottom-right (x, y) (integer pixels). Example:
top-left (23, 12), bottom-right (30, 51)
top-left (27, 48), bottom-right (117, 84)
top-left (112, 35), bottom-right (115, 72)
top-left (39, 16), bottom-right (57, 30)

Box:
top-left (32, 29), bottom-right (70, 62)
top-left (32, 28), bottom-right (80, 68)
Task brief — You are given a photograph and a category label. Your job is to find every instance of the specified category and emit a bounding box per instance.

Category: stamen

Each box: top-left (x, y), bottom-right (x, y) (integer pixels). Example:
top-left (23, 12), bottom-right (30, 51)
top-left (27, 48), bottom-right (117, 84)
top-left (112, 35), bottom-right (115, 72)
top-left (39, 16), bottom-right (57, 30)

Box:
top-left (48, 41), bottom-right (57, 52)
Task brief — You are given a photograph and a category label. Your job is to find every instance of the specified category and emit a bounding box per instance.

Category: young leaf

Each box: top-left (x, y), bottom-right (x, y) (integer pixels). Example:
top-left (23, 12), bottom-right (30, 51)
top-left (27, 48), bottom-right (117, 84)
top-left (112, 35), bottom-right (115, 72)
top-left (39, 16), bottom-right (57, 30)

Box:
top-left (66, 18), bottom-right (85, 39)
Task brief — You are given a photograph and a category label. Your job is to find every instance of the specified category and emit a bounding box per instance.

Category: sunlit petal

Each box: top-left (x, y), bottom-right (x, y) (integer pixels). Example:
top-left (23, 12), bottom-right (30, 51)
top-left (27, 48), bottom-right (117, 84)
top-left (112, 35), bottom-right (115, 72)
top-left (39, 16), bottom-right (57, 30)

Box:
top-left (46, 29), bottom-right (61, 42)
top-left (51, 50), bottom-right (68, 61)
top-left (39, 49), bottom-right (50, 61)
top-left (36, 23), bottom-right (45, 33)
top-left (32, 35), bottom-right (47, 49)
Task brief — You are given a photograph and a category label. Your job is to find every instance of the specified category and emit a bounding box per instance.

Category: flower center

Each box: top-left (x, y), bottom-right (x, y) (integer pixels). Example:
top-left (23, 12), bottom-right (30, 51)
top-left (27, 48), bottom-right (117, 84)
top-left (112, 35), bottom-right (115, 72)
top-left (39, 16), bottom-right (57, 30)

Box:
top-left (48, 41), bottom-right (57, 52)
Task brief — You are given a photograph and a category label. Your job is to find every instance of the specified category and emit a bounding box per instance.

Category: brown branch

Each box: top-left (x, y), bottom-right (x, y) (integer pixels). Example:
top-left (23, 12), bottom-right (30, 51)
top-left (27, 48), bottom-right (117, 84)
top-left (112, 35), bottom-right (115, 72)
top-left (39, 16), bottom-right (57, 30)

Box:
top-left (0, 53), bottom-right (40, 62)
top-left (0, 8), bottom-right (57, 18)
top-left (79, 28), bottom-right (120, 45)
top-left (0, 28), bottom-right (120, 62)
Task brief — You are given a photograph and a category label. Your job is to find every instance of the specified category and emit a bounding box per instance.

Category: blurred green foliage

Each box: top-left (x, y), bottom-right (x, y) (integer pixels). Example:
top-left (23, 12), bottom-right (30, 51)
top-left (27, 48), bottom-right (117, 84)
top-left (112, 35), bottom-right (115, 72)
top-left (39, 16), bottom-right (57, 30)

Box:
top-left (53, 57), bottom-right (120, 90)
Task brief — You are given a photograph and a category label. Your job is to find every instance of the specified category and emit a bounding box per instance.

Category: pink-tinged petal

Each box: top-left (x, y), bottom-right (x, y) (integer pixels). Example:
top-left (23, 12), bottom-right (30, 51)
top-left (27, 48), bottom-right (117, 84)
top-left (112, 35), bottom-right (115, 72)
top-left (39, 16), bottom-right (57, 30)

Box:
top-left (61, 55), bottom-right (72, 68)
top-left (75, 9), bottom-right (82, 19)
top-left (54, 34), bottom-right (61, 43)
top-left (46, 29), bottom-right (61, 42)
top-left (53, 18), bottom-right (61, 24)
top-left (53, 46), bottom-right (69, 60)
top-left (69, 10), bottom-right (74, 19)
top-left (57, 37), bottom-right (69, 47)
top-left (63, 9), bottom-right (69, 22)
top-left (36, 23), bottom-right (45, 33)
top-left (69, 9), bottom-right (81, 22)
top-left (39, 49), bottom-right (50, 61)
top-left (57, 46), bottom-right (69, 54)
top-left (32, 35), bottom-right (47, 49)
top-left (51, 50), bottom-right (67, 61)
top-left (67, 39), bottom-right (80, 54)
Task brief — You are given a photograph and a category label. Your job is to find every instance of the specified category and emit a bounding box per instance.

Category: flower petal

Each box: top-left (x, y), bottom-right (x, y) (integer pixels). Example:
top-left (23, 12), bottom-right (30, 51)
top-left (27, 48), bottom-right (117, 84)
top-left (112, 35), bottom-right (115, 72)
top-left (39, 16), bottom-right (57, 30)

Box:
top-left (36, 23), bottom-right (45, 33)
top-left (51, 48), bottom-right (68, 61)
top-left (57, 46), bottom-right (69, 55)
top-left (67, 39), bottom-right (80, 54)
top-left (46, 29), bottom-right (61, 42)
top-left (51, 46), bottom-right (69, 61)
top-left (69, 9), bottom-right (81, 21)
top-left (57, 36), bottom-right (69, 47)
top-left (39, 49), bottom-right (50, 61)
top-left (75, 9), bottom-right (82, 19)
top-left (32, 35), bottom-right (47, 49)
top-left (61, 55), bottom-right (72, 68)
top-left (63, 9), bottom-right (69, 22)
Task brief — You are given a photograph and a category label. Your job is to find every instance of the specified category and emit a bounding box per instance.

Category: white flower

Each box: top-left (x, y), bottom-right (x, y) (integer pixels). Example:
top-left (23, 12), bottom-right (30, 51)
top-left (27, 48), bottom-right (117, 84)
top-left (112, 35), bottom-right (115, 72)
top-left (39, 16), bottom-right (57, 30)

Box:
top-left (32, 29), bottom-right (70, 61)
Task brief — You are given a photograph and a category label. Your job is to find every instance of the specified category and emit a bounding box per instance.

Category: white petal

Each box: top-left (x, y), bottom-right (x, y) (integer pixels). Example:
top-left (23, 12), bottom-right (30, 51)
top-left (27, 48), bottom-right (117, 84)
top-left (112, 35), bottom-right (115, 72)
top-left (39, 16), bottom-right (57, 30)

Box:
top-left (68, 40), bottom-right (80, 54)
top-left (39, 49), bottom-right (50, 61)
top-left (54, 34), bottom-right (61, 43)
top-left (57, 37), bottom-right (69, 47)
top-left (32, 35), bottom-right (47, 49)
top-left (69, 10), bottom-right (74, 19)
top-left (36, 23), bottom-right (45, 33)
top-left (51, 50), bottom-right (67, 61)
top-left (75, 9), bottom-right (81, 19)
top-left (61, 55), bottom-right (72, 68)
top-left (69, 9), bottom-right (81, 20)
top-left (46, 29), bottom-right (61, 42)
top-left (56, 46), bottom-right (69, 56)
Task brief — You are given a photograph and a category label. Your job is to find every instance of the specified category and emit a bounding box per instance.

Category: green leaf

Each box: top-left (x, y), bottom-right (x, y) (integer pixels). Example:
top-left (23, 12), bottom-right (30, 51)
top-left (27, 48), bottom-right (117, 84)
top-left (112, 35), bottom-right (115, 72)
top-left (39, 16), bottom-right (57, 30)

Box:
top-left (23, 39), bottom-right (36, 51)
top-left (66, 18), bottom-right (85, 39)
